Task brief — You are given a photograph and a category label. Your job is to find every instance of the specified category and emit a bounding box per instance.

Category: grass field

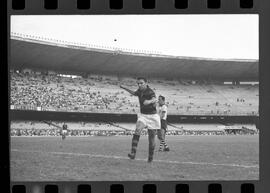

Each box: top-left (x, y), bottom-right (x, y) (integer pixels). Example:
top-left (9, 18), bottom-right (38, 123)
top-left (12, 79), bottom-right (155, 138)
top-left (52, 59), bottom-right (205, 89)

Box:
top-left (10, 135), bottom-right (259, 181)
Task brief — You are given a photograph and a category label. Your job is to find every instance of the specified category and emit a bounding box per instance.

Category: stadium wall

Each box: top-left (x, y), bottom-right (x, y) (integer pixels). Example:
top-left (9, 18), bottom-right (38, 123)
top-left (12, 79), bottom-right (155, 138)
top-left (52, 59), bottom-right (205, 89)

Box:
top-left (9, 110), bottom-right (259, 125)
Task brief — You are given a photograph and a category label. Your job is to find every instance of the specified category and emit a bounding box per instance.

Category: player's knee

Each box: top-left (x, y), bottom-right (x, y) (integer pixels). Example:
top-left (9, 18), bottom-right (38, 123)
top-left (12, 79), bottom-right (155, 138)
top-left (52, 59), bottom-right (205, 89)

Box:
top-left (134, 129), bottom-right (141, 136)
top-left (136, 120), bottom-right (144, 129)
top-left (157, 131), bottom-right (162, 140)
top-left (161, 131), bottom-right (165, 138)
top-left (148, 132), bottom-right (156, 143)
top-left (162, 133), bottom-right (166, 139)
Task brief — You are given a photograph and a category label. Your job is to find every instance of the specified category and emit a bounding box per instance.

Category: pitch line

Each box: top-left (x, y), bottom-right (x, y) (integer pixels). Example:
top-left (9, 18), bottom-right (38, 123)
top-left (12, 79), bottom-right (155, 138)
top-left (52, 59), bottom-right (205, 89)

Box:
top-left (11, 149), bottom-right (258, 169)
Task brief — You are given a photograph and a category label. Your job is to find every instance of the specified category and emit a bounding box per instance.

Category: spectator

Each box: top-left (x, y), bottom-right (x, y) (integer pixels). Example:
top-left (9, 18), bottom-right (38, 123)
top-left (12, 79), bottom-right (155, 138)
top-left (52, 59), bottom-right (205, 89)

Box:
top-left (10, 71), bottom-right (258, 116)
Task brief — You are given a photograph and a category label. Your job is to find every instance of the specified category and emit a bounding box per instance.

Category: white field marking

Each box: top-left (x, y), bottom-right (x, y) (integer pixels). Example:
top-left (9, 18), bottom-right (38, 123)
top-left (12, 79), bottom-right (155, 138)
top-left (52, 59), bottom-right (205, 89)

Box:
top-left (11, 149), bottom-right (259, 169)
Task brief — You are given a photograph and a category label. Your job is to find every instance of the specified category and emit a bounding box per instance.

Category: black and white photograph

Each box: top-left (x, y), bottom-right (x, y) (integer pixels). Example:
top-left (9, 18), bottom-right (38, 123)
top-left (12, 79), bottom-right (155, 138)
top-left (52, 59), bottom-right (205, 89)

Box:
top-left (10, 15), bottom-right (259, 181)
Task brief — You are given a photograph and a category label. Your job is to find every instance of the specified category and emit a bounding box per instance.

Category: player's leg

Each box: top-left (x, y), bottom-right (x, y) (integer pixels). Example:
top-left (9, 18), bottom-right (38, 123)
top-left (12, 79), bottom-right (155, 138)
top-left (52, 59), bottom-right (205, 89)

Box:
top-left (147, 129), bottom-right (157, 162)
top-left (162, 129), bottom-right (170, 151)
top-left (161, 120), bottom-right (170, 151)
top-left (128, 120), bottom-right (144, 159)
top-left (157, 128), bottom-right (165, 151)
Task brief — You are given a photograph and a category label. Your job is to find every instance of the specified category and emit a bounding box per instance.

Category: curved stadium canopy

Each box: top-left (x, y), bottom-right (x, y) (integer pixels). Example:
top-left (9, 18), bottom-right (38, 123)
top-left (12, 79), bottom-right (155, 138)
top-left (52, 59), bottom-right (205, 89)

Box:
top-left (10, 37), bottom-right (258, 81)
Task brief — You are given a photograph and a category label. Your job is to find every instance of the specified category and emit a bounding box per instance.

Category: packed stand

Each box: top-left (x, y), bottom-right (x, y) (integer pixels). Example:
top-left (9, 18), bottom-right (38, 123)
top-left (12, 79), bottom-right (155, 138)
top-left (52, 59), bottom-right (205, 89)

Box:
top-left (10, 70), bottom-right (259, 115)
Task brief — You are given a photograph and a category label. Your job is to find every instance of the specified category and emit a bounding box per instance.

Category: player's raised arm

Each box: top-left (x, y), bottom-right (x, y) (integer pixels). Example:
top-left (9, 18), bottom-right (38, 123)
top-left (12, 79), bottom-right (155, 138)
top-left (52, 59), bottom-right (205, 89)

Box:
top-left (120, 85), bottom-right (137, 96)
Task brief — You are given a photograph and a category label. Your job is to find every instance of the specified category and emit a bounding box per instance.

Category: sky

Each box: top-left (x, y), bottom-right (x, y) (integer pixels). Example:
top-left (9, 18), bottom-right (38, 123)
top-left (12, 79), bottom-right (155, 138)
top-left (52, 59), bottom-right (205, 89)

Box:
top-left (11, 15), bottom-right (258, 60)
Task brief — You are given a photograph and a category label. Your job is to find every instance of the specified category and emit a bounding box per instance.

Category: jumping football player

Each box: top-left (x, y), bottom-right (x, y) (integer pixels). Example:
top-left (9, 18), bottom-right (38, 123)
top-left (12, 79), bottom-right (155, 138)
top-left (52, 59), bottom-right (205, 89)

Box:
top-left (120, 77), bottom-right (160, 163)
top-left (157, 95), bottom-right (170, 151)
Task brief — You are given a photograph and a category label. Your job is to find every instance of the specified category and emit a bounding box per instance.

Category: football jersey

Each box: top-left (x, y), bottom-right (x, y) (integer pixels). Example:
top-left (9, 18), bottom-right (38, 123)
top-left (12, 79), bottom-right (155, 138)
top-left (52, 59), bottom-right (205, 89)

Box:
top-left (62, 124), bottom-right (67, 131)
top-left (134, 86), bottom-right (157, 114)
top-left (158, 105), bottom-right (167, 120)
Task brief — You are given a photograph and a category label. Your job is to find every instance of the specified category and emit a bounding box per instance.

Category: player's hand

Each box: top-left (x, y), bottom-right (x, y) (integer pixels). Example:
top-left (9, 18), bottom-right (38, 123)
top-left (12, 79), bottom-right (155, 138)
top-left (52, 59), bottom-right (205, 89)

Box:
top-left (144, 99), bottom-right (157, 105)
top-left (143, 100), bottom-right (150, 105)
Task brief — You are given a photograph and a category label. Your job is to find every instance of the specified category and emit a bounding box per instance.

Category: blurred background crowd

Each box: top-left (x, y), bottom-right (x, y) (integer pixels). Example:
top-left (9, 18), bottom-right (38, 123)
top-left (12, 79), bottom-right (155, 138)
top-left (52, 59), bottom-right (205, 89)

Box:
top-left (10, 70), bottom-right (258, 116)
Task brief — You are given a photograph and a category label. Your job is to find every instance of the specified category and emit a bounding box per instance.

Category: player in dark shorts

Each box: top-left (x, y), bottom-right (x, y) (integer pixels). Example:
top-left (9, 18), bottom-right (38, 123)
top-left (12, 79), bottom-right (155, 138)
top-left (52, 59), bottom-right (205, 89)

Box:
top-left (61, 123), bottom-right (68, 140)
top-left (157, 95), bottom-right (170, 151)
top-left (120, 77), bottom-right (161, 163)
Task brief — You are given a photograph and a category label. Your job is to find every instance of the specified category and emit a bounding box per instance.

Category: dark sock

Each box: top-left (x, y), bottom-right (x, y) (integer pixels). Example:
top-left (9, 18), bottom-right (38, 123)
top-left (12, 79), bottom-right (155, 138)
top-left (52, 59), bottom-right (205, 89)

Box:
top-left (159, 141), bottom-right (164, 150)
top-left (131, 134), bottom-right (140, 155)
top-left (162, 141), bottom-right (169, 149)
top-left (148, 143), bottom-right (155, 159)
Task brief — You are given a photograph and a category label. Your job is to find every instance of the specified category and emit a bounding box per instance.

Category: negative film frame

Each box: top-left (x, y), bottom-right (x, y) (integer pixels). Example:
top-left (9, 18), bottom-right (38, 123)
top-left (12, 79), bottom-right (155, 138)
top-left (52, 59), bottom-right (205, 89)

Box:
top-left (3, 0), bottom-right (270, 193)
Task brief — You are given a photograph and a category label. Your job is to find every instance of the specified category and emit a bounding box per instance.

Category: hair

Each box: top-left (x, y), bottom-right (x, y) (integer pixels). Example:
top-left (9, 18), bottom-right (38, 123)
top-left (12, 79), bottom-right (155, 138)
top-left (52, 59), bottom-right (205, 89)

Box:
top-left (159, 95), bottom-right (165, 101)
top-left (137, 77), bottom-right (147, 83)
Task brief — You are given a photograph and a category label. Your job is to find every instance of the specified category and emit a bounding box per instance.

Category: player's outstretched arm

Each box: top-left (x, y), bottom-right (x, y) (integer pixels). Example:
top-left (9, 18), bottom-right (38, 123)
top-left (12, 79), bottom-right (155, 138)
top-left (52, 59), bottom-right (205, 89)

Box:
top-left (120, 85), bottom-right (136, 96)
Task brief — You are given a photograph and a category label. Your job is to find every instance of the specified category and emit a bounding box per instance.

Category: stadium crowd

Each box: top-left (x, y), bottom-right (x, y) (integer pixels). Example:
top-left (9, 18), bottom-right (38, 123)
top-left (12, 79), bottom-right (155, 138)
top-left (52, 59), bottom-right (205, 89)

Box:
top-left (10, 70), bottom-right (259, 115)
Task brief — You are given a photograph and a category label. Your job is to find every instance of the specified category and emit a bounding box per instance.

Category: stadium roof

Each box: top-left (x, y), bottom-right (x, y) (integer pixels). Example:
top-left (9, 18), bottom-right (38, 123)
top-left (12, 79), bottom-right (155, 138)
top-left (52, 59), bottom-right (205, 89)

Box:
top-left (10, 37), bottom-right (258, 81)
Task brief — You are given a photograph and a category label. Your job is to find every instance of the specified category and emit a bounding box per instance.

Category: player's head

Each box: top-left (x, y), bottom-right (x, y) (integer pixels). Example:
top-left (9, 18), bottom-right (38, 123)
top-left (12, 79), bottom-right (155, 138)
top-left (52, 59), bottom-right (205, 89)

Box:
top-left (136, 77), bottom-right (147, 90)
top-left (158, 95), bottom-right (165, 105)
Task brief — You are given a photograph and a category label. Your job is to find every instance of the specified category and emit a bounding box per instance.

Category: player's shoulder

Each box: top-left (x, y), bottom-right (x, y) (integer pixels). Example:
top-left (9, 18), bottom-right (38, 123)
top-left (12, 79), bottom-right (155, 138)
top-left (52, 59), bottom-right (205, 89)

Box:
top-left (134, 88), bottom-right (140, 96)
top-left (146, 85), bottom-right (154, 91)
top-left (146, 86), bottom-right (155, 94)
